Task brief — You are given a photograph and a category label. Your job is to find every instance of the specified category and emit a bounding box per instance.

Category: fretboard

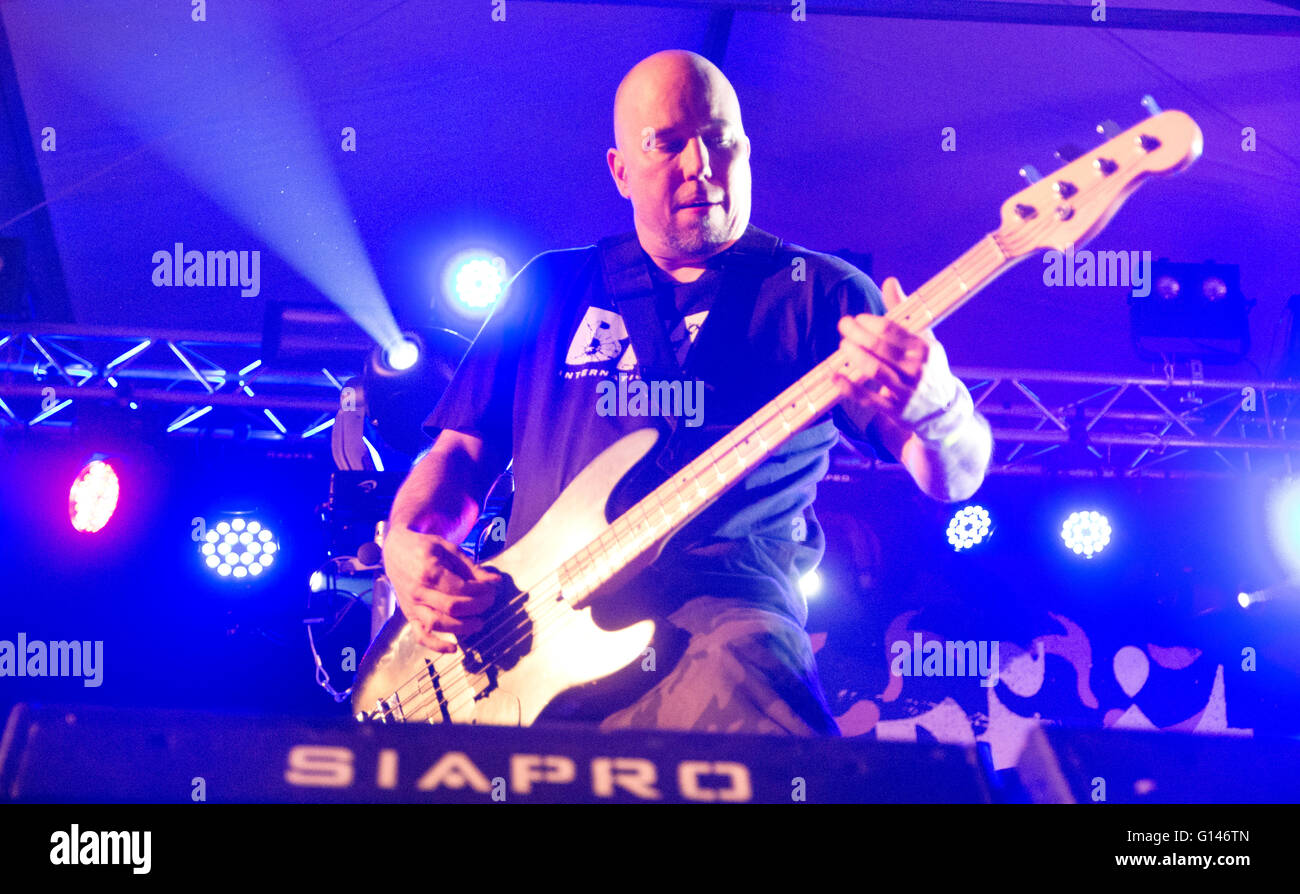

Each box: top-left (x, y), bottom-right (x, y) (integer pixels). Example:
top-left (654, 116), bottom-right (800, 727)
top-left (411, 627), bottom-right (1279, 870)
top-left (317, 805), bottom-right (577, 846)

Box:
top-left (556, 232), bottom-right (1015, 602)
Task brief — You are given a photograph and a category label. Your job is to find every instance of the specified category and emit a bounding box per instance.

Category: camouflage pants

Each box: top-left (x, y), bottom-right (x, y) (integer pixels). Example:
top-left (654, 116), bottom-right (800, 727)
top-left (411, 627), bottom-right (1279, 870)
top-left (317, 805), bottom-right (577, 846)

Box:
top-left (595, 595), bottom-right (841, 737)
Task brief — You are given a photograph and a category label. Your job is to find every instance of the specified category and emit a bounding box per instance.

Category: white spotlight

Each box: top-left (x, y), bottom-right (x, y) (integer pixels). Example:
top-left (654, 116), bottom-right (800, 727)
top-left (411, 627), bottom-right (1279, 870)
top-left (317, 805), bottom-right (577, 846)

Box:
top-left (799, 569), bottom-right (822, 598)
top-left (383, 338), bottom-right (420, 372)
top-left (1061, 510), bottom-right (1112, 559)
top-left (947, 505), bottom-right (992, 551)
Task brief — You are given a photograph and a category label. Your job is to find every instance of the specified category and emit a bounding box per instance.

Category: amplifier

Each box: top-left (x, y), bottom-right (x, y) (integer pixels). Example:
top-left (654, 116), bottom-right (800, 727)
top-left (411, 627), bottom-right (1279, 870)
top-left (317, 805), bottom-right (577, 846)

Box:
top-left (1017, 724), bottom-right (1300, 803)
top-left (1, 703), bottom-right (990, 804)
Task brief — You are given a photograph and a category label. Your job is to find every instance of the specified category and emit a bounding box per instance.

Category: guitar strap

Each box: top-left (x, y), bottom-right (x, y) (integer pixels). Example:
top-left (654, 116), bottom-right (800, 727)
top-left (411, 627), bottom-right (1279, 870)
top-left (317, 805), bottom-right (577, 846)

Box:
top-left (596, 225), bottom-right (783, 472)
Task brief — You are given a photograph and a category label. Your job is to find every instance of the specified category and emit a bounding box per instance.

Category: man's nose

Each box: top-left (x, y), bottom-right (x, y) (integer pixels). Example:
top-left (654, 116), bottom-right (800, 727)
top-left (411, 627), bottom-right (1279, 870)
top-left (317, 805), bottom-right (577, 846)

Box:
top-left (680, 135), bottom-right (712, 179)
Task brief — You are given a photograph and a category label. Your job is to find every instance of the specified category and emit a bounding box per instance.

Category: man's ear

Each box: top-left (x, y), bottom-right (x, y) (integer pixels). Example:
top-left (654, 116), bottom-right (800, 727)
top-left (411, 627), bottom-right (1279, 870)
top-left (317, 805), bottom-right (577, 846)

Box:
top-left (607, 147), bottom-right (630, 199)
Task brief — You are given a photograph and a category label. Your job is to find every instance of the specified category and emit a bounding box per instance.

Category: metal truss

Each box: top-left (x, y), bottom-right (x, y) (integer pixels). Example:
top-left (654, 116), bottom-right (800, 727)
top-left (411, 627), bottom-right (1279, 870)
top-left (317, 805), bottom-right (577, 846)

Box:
top-left (0, 323), bottom-right (353, 441)
top-left (7, 325), bottom-right (1300, 478)
top-left (958, 366), bottom-right (1300, 479)
top-left (834, 366), bottom-right (1300, 480)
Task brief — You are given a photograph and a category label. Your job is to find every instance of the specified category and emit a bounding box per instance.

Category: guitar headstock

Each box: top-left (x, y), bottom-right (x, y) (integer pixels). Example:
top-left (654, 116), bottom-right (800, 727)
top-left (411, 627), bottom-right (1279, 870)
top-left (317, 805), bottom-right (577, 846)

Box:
top-left (996, 108), bottom-right (1203, 258)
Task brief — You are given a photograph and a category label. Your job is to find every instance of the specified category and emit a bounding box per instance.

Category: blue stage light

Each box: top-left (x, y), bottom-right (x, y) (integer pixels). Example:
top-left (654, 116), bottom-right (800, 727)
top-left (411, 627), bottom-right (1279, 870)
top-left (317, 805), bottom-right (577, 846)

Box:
top-left (947, 505), bottom-right (992, 551)
top-left (1061, 510), bottom-right (1111, 559)
top-left (201, 516), bottom-right (278, 581)
top-left (442, 251), bottom-right (507, 314)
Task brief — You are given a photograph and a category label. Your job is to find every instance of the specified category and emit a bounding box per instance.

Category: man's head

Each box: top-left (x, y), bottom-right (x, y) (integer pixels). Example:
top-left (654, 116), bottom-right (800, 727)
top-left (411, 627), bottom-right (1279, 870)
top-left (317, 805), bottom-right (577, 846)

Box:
top-left (607, 50), bottom-right (751, 265)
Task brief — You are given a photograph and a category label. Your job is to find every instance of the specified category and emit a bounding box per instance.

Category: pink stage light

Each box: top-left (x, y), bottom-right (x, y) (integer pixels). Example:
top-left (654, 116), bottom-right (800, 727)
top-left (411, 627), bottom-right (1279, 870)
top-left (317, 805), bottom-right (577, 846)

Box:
top-left (69, 459), bottom-right (121, 533)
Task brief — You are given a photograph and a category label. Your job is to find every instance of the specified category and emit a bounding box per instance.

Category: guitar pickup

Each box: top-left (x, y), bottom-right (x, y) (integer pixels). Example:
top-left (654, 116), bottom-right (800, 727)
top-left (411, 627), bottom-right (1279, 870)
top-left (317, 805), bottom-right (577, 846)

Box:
top-left (425, 658), bottom-right (452, 723)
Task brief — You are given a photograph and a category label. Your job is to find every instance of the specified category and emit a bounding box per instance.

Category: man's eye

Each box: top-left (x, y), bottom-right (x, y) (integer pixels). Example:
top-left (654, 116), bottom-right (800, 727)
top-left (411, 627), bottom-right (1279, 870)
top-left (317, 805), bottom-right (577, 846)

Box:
top-left (659, 139), bottom-right (686, 154)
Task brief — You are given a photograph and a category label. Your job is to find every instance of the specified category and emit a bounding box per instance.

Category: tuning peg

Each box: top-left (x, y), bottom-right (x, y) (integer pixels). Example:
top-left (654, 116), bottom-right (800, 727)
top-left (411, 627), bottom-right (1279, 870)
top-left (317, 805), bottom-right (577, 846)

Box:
top-left (1019, 164), bottom-right (1042, 185)
top-left (1054, 143), bottom-right (1083, 163)
top-left (1096, 119), bottom-right (1120, 138)
top-left (1140, 94), bottom-right (1162, 117)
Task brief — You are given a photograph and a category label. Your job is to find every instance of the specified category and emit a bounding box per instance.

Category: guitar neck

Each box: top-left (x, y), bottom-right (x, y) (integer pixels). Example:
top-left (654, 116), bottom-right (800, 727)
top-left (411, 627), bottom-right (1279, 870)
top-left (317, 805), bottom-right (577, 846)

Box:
top-left (556, 231), bottom-right (1018, 601)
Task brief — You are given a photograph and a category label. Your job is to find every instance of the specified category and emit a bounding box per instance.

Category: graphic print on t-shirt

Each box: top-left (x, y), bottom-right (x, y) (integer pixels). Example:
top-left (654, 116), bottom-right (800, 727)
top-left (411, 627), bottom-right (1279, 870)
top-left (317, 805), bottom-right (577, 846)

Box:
top-left (561, 306), bottom-right (709, 378)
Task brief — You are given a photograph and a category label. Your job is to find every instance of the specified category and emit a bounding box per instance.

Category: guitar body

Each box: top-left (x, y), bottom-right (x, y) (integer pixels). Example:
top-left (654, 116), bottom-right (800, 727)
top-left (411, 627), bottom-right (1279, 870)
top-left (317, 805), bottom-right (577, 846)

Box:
top-left (352, 428), bottom-right (661, 725)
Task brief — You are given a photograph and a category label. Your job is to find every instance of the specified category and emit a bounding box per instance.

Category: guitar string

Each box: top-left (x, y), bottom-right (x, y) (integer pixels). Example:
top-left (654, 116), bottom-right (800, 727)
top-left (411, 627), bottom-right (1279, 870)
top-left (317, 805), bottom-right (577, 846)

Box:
top-left (369, 156), bottom-right (1150, 720)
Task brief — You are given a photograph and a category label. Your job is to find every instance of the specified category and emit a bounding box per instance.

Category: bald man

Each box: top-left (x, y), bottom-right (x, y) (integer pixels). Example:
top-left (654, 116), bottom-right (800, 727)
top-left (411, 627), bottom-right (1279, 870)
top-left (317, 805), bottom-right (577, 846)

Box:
top-left (383, 50), bottom-right (991, 735)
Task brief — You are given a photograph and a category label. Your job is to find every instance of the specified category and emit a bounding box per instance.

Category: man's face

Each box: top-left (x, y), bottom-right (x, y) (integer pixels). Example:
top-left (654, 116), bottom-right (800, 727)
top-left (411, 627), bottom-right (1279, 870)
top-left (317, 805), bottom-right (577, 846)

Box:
top-left (609, 70), bottom-right (751, 262)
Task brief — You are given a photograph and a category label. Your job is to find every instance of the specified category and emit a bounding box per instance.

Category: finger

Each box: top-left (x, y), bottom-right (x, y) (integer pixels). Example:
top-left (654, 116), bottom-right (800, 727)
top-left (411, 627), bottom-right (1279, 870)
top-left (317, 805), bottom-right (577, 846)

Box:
top-left (417, 547), bottom-right (502, 596)
top-left (838, 315), bottom-right (924, 373)
top-left (880, 276), bottom-right (907, 312)
top-left (833, 338), bottom-right (880, 387)
top-left (427, 540), bottom-right (502, 584)
top-left (843, 312), bottom-right (928, 360)
top-left (832, 370), bottom-right (892, 412)
top-left (428, 609), bottom-right (485, 637)
top-left (840, 343), bottom-right (914, 402)
top-left (405, 604), bottom-right (459, 653)
top-left (441, 588), bottom-right (498, 618)
top-left (838, 330), bottom-right (924, 390)
top-left (419, 569), bottom-right (502, 603)
top-left (404, 579), bottom-right (499, 626)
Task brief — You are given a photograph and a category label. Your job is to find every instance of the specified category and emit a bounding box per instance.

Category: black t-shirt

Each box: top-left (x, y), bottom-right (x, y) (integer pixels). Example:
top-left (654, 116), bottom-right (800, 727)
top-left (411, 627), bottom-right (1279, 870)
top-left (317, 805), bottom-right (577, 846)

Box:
top-left (426, 224), bottom-right (888, 625)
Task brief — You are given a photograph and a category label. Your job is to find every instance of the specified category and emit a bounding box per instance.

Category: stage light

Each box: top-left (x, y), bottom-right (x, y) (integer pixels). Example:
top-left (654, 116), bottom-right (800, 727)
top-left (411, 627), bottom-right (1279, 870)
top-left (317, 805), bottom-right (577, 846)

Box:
top-left (1061, 510), bottom-right (1111, 559)
top-left (1236, 578), bottom-right (1300, 609)
top-left (1264, 478), bottom-right (1300, 577)
top-left (799, 569), bottom-right (822, 598)
top-left (28, 8), bottom-right (406, 352)
top-left (1129, 259), bottom-right (1249, 362)
top-left (69, 459), bottom-right (120, 533)
top-left (200, 515), bottom-right (279, 582)
top-left (262, 302), bottom-right (374, 371)
top-left (442, 251), bottom-right (507, 315)
top-left (360, 328), bottom-right (471, 456)
top-left (1202, 277), bottom-right (1228, 302)
top-left (383, 338), bottom-right (420, 372)
top-left (947, 505), bottom-right (992, 551)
